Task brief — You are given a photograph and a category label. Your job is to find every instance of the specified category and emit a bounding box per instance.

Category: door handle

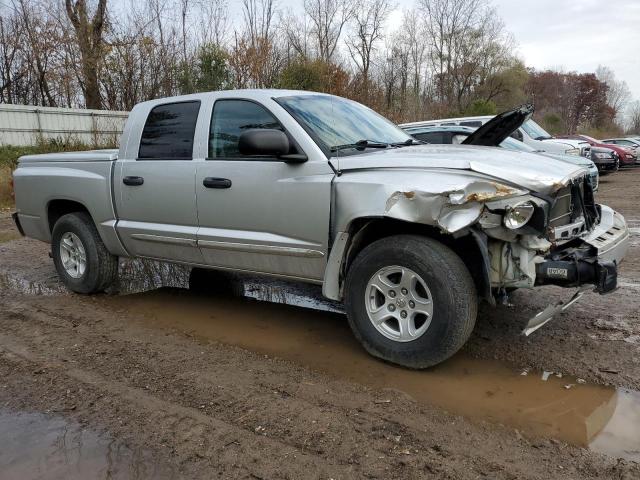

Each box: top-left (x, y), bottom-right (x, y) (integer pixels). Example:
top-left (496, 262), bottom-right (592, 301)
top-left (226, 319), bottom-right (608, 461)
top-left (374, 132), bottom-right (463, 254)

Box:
top-left (123, 176), bottom-right (144, 186)
top-left (203, 177), bottom-right (232, 189)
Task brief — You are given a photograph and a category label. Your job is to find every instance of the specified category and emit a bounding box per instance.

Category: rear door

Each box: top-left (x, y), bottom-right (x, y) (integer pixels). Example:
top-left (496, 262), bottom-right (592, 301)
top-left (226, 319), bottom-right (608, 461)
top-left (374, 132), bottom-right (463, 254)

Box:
top-left (114, 100), bottom-right (204, 264)
top-left (195, 98), bottom-right (333, 281)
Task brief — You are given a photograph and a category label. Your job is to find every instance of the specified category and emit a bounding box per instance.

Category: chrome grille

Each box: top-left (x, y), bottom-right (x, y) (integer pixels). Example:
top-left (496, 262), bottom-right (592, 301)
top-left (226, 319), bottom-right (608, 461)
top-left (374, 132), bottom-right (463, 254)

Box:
top-left (549, 186), bottom-right (573, 228)
top-left (548, 177), bottom-right (599, 242)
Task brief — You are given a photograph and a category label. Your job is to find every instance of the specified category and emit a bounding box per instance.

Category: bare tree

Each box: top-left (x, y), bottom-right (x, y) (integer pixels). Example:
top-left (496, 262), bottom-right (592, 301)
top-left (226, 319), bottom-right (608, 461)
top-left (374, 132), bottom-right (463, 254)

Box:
top-left (305, 0), bottom-right (355, 62)
top-left (418, 0), bottom-right (513, 112)
top-left (627, 100), bottom-right (640, 134)
top-left (596, 65), bottom-right (632, 120)
top-left (0, 12), bottom-right (25, 104)
top-left (195, 0), bottom-right (228, 46)
top-left (227, 0), bottom-right (282, 88)
top-left (65, 0), bottom-right (108, 109)
top-left (242, 0), bottom-right (275, 48)
top-left (396, 7), bottom-right (428, 118)
top-left (346, 0), bottom-right (391, 93)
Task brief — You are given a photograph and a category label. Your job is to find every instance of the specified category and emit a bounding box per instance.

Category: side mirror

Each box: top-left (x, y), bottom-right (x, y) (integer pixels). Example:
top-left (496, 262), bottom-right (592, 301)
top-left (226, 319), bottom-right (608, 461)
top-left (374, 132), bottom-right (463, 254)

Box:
top-left (238, 129), bottom-right (290, 157)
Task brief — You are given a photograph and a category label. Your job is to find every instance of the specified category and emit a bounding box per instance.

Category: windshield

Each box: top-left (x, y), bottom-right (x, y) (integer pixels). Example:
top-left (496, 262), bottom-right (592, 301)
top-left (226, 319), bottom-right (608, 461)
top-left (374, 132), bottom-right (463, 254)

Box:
top-left (276, 95), bottom-right (413, 154)
top-left (500, 137), bottom-right (536, 152)
top-left (520, 119), bottom-right (552, 140)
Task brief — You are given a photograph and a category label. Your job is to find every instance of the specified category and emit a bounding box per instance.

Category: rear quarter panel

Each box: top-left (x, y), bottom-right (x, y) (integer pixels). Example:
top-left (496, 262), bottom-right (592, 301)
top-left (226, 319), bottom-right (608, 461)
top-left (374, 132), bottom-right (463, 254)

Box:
top-left (13, 161), bottom-right (127, 256)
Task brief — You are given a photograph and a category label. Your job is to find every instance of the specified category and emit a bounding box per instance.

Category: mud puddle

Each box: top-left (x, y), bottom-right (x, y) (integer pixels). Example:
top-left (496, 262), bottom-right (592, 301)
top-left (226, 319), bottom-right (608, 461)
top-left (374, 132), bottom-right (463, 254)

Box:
top-left (104, 287), bottom-right (640, 462)
top-left (0, 271), bottom-right (64, 296)
top-left (0, 409), bottom-right (174, 479)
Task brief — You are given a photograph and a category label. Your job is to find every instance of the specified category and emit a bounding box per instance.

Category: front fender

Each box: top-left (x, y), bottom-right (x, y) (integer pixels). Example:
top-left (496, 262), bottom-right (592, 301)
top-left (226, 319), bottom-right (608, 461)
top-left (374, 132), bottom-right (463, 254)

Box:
top-left (331, 170), bottom-right (525, 234)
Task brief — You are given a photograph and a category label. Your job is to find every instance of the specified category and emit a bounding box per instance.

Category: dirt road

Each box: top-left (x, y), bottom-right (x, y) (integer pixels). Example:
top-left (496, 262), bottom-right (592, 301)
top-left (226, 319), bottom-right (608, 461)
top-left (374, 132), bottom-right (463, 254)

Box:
top-left (1, 170), bottom-right (640, 479)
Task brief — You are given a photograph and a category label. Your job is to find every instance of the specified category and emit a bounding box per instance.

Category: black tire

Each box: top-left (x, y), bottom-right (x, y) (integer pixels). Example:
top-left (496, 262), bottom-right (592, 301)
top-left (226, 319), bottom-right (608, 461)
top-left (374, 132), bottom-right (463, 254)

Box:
top-left (344, 234), bottom-right (477, 369)
top-left (51, 212), bottom-right (118, 294)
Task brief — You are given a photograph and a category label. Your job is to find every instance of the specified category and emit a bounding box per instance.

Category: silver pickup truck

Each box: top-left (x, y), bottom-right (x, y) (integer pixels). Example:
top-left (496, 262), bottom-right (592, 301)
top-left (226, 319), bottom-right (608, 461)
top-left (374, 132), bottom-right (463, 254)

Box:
top-left (12, 90), bottom-right (630, 368)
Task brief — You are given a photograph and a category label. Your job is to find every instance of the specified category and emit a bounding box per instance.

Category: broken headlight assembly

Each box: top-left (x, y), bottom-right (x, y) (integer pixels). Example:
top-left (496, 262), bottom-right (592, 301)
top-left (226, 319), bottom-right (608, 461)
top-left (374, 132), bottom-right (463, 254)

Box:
top-left (503, 201), bottom-right (536, 230)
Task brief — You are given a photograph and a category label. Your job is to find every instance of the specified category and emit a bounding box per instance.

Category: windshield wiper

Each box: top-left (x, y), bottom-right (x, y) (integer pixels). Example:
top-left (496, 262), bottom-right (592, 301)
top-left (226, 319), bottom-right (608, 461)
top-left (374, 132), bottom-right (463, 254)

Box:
top-left (535, 135), bottom-right (553, 140)
top-left (330, 139), bottom-right (390, 152)
top-left (391, 138), bottom-right (423, 147)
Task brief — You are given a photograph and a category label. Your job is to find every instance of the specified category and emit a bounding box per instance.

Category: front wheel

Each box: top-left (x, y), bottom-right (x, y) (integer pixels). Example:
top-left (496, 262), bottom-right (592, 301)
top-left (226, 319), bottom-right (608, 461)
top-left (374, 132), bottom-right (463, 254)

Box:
top-left (344, 235), bottom-right (477, 368)
top-left (51, 212), bottom-right (118, 294)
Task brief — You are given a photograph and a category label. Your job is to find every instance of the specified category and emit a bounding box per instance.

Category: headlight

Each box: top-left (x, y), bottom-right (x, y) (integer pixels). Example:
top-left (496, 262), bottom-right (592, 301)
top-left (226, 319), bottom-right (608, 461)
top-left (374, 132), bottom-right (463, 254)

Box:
top-left (565, 148), bottom-right (580, 155)
top-left (504, 201), bottom-right (535, 229)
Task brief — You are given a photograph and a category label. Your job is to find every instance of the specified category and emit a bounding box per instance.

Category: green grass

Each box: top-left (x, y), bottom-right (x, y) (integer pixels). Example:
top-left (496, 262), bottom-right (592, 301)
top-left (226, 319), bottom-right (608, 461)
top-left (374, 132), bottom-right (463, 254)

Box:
top-left (0, 165), bottom-right (14, 209)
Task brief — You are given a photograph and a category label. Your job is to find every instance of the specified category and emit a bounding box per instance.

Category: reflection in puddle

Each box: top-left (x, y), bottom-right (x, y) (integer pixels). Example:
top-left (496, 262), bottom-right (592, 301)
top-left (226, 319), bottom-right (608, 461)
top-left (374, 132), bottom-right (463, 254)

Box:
top-left (115, 259), bottom-right (343, 313)
top-left (0, 410), bottom-right (174, 479)
top-left (590, 389), bottom-right (640, 462)
top-left (114, 258), bottom-right (191, 294)
top-left (105, 286), bottom-right (640, 462)
top-left (0, 271), bottom-right (63, 296)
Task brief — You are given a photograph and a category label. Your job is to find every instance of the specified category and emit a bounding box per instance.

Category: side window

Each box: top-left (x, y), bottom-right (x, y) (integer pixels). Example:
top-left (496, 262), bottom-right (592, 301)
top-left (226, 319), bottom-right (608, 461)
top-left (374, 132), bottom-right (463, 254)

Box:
top-left (138, 101), bottom-right (201, 160)
top-left (413, 131), bottom-right (446, 144)
top-left (209, 100), bottom-right (283, 158)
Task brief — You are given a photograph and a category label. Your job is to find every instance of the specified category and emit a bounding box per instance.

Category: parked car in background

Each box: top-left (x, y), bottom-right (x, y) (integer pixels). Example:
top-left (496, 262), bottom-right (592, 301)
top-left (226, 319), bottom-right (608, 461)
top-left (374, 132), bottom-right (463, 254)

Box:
top-left (402, 112), bottom-right (591, 157)
top-left (558, 134), bottom-right (638, 167)
top-left (601, 137), bottom-right (640, 152)
top-left (401, 106), bottom-right (600, 190)
top-left (589, 146), bottom-right (620, 175)
top-left (11, 91), bottom-right (630, 368)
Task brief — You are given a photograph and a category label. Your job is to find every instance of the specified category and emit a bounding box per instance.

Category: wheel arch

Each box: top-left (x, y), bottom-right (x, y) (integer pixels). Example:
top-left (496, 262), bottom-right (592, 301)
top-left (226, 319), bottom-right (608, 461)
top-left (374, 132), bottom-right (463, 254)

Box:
top-left (47, 199), bottom-right (92, 234)
top-left (46, 199), bottom-right (129, 257)
top-left (323, 217), bottom-right (492, 304)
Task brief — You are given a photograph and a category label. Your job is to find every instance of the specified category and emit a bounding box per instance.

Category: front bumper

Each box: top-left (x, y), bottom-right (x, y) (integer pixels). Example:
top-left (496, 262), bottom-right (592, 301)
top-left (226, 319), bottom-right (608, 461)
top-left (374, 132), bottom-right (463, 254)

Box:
top-left (620, 153), bottom-right (638, 166)
top-left (535, 206), bottom-right (629, 293)
top-left (594, 158), bottom-right (619, 173)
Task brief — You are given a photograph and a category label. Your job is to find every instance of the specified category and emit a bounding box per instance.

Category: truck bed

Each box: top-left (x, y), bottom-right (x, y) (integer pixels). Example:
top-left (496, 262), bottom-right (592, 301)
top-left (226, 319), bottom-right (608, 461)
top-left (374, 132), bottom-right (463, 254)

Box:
top-left (12, 149), bottom-right (127, 257)
top-left (18, 149), bottom-right (119, 164)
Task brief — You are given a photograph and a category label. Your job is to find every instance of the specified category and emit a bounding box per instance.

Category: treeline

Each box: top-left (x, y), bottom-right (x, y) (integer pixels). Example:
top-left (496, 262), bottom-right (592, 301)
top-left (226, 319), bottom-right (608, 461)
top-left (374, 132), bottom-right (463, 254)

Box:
top-left (1, 0), bottom-right (638, 135)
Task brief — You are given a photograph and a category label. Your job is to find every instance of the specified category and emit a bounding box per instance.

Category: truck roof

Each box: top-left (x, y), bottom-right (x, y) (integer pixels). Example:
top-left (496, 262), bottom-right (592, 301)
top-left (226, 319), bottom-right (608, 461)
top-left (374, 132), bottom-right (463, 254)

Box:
top-left (134, 89), bottom-right (331, 110)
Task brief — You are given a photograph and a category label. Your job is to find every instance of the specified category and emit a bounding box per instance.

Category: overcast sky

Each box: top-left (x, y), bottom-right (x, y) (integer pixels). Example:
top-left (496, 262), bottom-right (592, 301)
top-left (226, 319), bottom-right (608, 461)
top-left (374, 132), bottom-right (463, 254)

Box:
top-left (226, 0), bottom-right (640, 102)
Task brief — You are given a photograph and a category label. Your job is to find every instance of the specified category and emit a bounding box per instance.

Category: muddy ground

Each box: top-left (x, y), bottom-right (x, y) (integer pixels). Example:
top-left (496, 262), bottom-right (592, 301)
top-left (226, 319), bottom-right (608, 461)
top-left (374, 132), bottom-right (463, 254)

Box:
top-left (1, 170), bottom-right (640, 479)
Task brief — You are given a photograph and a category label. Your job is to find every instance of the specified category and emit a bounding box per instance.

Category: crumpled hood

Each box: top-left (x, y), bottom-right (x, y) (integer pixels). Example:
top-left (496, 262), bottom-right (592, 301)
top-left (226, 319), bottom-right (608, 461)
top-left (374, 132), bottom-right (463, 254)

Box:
top-left (331, 144), bottom-right (587, 195)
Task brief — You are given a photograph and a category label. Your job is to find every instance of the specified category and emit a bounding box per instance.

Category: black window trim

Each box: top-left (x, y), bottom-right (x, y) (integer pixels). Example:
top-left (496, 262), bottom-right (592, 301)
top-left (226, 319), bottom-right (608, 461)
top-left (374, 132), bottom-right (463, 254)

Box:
top-left (206, 97), bottom-right (306, 162)
top-left (136, 100), bottom-right (201, 161)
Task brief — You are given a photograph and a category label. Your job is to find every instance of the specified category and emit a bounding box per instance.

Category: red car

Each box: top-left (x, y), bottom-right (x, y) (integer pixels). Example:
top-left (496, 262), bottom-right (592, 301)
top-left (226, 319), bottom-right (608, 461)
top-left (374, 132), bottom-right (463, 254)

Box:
top-left (559, 135), bottom-right (637, 166)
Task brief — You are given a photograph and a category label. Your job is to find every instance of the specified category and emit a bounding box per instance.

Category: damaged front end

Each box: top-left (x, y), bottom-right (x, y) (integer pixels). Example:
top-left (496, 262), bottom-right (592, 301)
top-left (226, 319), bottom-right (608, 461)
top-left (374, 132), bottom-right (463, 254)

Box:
top-left (329, 167), bottom-right (629, 334)
top-left (478, 175), bottom-right (629, 333)
top-left (482, 176), bottom-right (628, 292)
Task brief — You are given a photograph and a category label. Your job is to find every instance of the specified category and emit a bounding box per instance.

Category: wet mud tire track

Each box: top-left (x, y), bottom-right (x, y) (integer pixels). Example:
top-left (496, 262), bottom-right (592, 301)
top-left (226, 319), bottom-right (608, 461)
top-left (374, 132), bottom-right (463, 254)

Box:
top-left (0, 294), bottom-right (636, 479)
top-left (1, 170), bottom-right (640, 478)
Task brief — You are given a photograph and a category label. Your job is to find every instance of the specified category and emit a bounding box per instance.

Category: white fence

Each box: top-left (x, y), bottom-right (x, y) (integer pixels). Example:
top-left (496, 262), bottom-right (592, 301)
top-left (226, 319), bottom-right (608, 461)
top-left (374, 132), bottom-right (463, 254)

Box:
top-left (0, 104), bottom-right (129, 146)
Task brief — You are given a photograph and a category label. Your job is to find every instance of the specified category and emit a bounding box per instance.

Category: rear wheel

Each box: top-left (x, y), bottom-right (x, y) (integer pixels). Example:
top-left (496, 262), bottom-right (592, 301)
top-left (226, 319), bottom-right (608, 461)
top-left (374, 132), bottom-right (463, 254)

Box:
top-left (344, 234), bottom-right (477, 368)
top-left (51, 212), bottom-right (118, 294)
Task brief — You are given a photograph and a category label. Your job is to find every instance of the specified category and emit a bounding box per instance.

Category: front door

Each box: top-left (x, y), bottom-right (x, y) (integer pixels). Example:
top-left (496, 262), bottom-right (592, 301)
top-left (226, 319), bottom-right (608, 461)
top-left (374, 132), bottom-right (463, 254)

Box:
top-left (195, 98), bottom-right (333, 281)
top-left (114, 100), bottom-right (204, 264)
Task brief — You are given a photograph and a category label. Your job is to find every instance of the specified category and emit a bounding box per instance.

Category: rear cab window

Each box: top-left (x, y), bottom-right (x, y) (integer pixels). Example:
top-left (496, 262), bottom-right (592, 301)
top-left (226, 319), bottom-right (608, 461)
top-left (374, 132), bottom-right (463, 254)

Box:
top-left (412, 131), bottom-right (448, 144)
top-left (138, 101), bottom-right (201, 160)
top-left (459, 121), bottom-right (483, 128)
